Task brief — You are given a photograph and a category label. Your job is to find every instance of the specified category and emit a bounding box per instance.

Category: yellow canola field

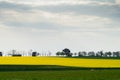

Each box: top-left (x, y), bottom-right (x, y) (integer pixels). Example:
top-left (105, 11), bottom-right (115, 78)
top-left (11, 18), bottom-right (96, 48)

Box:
top-left (0, 57), bottom-right (120, 68)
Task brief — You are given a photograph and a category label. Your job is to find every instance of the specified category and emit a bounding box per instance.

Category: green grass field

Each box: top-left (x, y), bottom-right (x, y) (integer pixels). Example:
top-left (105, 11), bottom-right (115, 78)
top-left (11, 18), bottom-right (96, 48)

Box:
top-left (0, 69), bottom-right (120, 80)
top-left (0, 65), bottom-right (120, 80)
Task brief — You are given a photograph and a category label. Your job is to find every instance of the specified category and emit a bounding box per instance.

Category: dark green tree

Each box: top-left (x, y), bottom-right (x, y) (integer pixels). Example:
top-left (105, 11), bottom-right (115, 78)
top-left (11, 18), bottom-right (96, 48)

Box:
top-left (96, 51), bottom-right (104, 57)
top-left (62, 48), bottom-right (72, 57)
top-left (56, 52), bottom-right (62, 56)
top-left (105, 52), bottom-right (112, 57)
top-left (0, 52), bottom-right (2, 56)
top-left (78, 51), bottom-right (87, 57)
top-left (32, 52), bottom-right (37, 57)
top-left (113, 51), bottom-right (120, 57)
top-left (61, 52), bottom-right (65, 56)
top-left (88, 51), bottom-right (95, 57)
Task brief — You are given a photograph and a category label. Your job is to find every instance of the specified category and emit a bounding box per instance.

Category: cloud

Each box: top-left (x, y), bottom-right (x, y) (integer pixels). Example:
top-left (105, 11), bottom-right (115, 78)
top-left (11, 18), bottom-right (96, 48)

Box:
top-left (0, 0), bottom-right (119, 33)
top-left (116, 0), bottom-right (120, 5)
top-left (0, 1), bottom-right (31, 12)
top-left (0, 9), bottom-right (112, 31)
top-left (0, 0), bottom-right (120, 21)
top-left (0, 23), bottom-right (10, 30)
top-left (0, 0), bottom-right (116, 6)
top-left (36, 4), bottom-right (120, 20)
top-left (47, 12), bottom-right (111, 27)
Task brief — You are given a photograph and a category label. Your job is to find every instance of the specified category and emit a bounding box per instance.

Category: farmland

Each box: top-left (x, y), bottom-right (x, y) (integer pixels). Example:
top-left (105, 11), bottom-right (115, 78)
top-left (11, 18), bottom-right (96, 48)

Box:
top-left (0, 57), bottom-right (120, 80)
top-left (0, 57), bottom-right (120, 68)
top-left (0, 67), bottom-right (120, 80)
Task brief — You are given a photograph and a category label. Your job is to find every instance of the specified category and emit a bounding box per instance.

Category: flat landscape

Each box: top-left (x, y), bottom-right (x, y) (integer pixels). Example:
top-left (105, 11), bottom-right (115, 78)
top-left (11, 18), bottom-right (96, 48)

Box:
top-left (0, 57), bottom-right (120, 80)
top-left (0, 57), bottom-right (120, 68)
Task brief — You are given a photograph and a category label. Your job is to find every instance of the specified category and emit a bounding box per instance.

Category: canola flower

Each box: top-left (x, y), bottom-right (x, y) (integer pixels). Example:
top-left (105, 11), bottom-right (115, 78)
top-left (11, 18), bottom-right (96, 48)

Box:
top-left (0, 57), bottom-right (120, 68)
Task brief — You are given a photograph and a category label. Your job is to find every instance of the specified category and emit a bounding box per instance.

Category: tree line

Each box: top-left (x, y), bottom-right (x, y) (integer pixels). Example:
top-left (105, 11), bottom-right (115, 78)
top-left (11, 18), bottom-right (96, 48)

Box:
top-left (0, 50), bottom-right (52, 57)
top-left (56, 48), bottom-right (120, 57)
top-left (0, 48), bottom-right (120, 57)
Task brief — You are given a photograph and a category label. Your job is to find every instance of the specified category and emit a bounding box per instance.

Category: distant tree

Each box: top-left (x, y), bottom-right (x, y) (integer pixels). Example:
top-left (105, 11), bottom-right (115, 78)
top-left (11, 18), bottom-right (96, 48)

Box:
top-left (32, 52), bottom-right (37, 57)
top-left (28, 49), bottom-right (33, 56)
top-left (113, 51), bottom-right (120, 57)
top-left (96, 51), bottom-right (104, 57)
top-left (56, 52), bottom-right (61, 56)
top-left (105, 52), bottom-right (112, 57)
top-left (88, 52), bottom-right (95, 57)
top-left (56, 51), bottom-right (66, 56)
top-left (74, 53), bottom-right (77, 56)
top-left (61, 52), bottom-right (65, 56)
top-left (78, 51), bottom-right (87, 57)
top-left (11, 50), bottom-right (22, 57)
top-left (62, 48), bottom-right (72, 57)
top-left (78, 52), bottom-right (83, 57)
top-left (48, 51), bottom-right (52, 56)
top-left (0, 52), bottom-right (2, 56)
top-left (37, 53), bottom-right (40, 56)
top-left (108, 52), bottom-right (112, 57)
top-left (12, 50), bottom-right (16, 55)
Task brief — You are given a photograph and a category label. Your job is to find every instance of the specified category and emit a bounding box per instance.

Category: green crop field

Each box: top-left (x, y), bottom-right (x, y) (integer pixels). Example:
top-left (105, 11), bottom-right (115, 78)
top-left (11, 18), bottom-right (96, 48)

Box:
top-left (0, 69), bottom-right (120, 80)
top-left (0, 65), bottom-right (120, 80)
top-left (0, 57), bottom-right (120, 80)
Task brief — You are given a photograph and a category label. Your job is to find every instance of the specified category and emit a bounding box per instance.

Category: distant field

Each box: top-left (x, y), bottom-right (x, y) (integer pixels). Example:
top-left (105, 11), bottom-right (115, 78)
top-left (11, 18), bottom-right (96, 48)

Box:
top-left (0, 57), bottom-right (120, 68)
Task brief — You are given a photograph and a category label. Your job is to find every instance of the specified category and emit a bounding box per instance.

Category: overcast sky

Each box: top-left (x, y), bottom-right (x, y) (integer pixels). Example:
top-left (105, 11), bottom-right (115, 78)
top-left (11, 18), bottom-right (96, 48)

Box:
top-left (0, 0), bottom-right (120, 53)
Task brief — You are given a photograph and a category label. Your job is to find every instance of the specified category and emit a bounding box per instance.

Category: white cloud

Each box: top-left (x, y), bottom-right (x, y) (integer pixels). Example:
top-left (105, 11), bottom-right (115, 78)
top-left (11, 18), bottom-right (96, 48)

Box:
top-left (0, 23), bottom-right (10, 30)
top-left (0, 9), bottom-right (112, 30)
top-left (116, 0), bottom-right (120, 5)
top-left (49, 13), bottom-right (111, 27)
top-left (0, 0), bottom-right (115, 6)
top-left (30, 28), bottom-right (58, 33)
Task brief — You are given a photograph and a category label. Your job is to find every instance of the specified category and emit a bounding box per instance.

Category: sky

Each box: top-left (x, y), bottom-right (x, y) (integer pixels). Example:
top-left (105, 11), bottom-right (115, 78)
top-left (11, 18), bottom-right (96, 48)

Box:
top-left (0, 0), bottom-right (120, 54)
